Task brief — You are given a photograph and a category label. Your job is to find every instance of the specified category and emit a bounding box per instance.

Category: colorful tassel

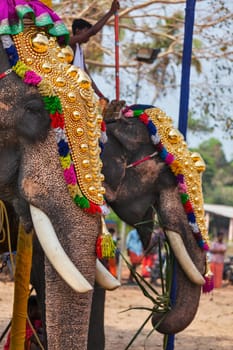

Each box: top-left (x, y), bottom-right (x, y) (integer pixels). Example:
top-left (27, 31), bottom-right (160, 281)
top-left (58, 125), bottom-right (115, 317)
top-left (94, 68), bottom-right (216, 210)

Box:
top-left (96, 235), bottom-right (103, 259)
top-left (100, 234), bottom-right (116, 258)
top-left (96, 217), bottom-right (116, 259)
top-left (202, 260), bottom-right (214, 293)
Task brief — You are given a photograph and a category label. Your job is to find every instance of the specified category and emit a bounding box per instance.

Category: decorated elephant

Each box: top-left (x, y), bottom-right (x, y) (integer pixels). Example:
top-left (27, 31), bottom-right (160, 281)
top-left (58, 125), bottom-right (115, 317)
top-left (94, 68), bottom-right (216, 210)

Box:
top-left (101, 102), bottom-right (212, 334)
top-left (0, 1), bottom-right (212, 349)
top-left (88, 99), bottom-right (212, 345)
top-left (0, 2), bottom-right (120, 349)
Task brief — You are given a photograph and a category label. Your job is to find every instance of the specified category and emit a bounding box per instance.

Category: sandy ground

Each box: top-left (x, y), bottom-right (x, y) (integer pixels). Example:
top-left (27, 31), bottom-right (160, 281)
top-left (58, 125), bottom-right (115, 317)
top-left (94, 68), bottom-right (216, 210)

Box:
top-left (0, 272), bottom-right (233, 350)
top-left (105, 281), bottom-right (233, 350)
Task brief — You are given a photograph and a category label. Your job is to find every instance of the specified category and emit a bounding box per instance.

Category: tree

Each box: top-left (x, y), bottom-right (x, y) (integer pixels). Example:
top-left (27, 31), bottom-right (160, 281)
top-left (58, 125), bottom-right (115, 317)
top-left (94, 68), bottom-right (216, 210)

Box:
top-left (191, 138), bottom-right (233, 205)
top-left (55, 0), bottom-right (233, 137)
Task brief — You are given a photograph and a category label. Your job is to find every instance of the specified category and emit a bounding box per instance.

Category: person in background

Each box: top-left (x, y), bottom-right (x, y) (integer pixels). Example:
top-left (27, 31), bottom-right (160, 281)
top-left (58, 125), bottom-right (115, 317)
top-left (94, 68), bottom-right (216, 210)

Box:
top-left (126, 228), bottom-right (143, 284)
top-left (4, 295), bottom-right (43, 350)
top-left (141, 229), bottom-right (165, 280)
top-left (69, 0), bottom-right (120, 100)
top-left (210, 231), bottom-right (227, 288)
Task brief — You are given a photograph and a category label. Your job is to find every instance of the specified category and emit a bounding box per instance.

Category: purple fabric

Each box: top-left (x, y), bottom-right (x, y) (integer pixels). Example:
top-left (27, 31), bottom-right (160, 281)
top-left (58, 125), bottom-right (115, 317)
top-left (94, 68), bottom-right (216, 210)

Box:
top-left (1, 0), bottom-right (59, 22)
top-left (0, 0), bottom-right (69, 42)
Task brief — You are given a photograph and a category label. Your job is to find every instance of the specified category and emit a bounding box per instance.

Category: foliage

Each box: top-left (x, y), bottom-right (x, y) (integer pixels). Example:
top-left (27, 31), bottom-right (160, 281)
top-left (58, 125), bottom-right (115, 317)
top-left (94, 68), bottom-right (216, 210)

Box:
top-left (55, 0), bottom-right (233, 140)
top-left (187, 111), bottom-right (214, 134)
top-left (120, 238), bottom-right (173, 350)
top-left (191, 138), bottom-right (233, 205)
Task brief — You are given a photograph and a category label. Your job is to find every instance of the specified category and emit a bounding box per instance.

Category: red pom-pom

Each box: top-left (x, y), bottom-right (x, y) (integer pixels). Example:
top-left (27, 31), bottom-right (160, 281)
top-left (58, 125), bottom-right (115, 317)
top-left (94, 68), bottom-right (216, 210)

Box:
top-left (50, 112), bottom-right (65, 129)
top-left (96, 235), bottom-right (103, 259)
top-left (101, 121), bottom-right (106, 132)
top-left (85, 202), bottom-right (102, 214)
top-left (183, 200), bottom-right (193, 213)
top-left (139, 113), bottom-right (149, 125)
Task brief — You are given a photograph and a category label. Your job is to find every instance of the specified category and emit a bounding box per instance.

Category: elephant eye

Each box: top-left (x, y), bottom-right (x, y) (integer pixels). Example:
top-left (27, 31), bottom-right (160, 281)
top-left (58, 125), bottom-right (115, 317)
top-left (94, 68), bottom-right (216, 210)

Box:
top-left (17, 98), bottom-right (50, 143)
top-left (24, 99), bottom-right (44, 113)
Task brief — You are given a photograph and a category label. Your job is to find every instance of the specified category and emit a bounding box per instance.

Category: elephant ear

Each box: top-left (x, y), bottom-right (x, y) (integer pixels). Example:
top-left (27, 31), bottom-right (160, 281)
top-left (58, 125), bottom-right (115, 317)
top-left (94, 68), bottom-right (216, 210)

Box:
top-left (16, 97), bottom-right (51, 143)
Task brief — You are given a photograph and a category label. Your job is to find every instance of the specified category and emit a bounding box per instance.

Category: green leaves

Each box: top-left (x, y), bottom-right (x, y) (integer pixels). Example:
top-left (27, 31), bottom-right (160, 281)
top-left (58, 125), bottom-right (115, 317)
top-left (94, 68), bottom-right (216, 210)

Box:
top-left (121, 238), bottom-right (173, 349)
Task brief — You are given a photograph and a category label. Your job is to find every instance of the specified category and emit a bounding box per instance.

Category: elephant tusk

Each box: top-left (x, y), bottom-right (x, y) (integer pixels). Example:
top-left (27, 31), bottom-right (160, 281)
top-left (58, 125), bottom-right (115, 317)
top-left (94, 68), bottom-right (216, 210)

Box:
top-left (95, 259), bottom-right (121, 290)
top-left (30, 205), bottom-right (93, 293)
top-left (166, 230), bottom-right (205, 285)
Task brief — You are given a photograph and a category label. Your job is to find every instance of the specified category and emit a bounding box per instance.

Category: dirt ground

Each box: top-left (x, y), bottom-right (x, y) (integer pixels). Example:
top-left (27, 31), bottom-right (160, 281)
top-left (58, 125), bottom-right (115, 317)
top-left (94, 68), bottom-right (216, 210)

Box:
top-left (105, 282), bottom-right (233, 350)
top-left (0, 269), bottom-right (232, 350)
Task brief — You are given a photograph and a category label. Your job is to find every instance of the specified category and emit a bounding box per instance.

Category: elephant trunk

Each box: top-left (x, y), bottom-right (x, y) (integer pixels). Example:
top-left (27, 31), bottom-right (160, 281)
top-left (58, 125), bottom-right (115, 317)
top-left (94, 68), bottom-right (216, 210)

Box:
top-left (152, 228), bottom-right (206, 334)
top-left (152, 264), bottom-right (202, 334)
top-left (19, 131), bottom-right (98, 349)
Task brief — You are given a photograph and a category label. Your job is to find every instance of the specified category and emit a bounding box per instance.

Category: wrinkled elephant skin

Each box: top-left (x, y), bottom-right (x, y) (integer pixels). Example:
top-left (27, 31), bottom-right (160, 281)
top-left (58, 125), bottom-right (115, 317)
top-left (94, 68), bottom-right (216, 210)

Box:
top-left (0, 41), bottom-right (99, 349)
top-left (102, 116), bottom-right (206, 333)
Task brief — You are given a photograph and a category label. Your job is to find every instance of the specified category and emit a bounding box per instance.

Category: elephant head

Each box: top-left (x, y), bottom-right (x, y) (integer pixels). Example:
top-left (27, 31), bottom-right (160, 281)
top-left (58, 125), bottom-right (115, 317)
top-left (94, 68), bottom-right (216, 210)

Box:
top-left (102, 102), bottom-right (209, 334)
top-left (0, 18), bottom-right (119, 349)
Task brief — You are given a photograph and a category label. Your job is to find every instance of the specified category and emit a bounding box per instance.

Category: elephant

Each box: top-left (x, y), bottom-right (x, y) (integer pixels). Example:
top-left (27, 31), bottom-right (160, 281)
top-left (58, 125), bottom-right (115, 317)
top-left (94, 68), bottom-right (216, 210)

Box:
top-left (0, 6), bottom-right (210, 349)
top-left (0, 30), bottom-right (120, 350)
top-left (101, 101), bottom-right (209, 334)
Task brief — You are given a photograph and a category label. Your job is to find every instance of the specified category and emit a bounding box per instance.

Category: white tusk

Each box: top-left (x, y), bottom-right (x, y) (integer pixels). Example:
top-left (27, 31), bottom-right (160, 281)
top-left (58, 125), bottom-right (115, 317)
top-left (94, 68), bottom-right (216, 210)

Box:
top-left (30, 205), bottom-right (92, 293)
top-left (166, 230), bottom-right (205, 285)
top-left (96, 259), bottom-right (121, 290)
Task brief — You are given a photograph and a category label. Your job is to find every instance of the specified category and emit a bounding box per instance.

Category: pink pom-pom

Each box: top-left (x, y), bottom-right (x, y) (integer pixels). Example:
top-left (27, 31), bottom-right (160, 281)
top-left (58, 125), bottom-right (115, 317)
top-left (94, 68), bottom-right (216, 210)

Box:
top-left (165, 153), bottom-right (175, 165)
top-left (203, 242), bottom-right (210, 251)
top-left (23, 70), bottom-right (42, 85)
top-left (178, 182), bottom-right (187, 193)
top-left (64, 164), bottom-right (76, 185)
top-left (124, 110), bottom-right (133, 117)
top-left (202, 274), bottom-right (214, 293)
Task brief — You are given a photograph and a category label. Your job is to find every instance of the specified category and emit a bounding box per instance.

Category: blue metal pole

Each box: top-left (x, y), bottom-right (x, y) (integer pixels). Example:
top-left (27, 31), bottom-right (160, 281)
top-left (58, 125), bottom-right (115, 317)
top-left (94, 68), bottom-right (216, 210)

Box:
top-left (178, 0), bottom-right (197, 139)
top-left (165, 260), bottom-right (176, 350)
top-left (166, 2), bottom-right (197, 349)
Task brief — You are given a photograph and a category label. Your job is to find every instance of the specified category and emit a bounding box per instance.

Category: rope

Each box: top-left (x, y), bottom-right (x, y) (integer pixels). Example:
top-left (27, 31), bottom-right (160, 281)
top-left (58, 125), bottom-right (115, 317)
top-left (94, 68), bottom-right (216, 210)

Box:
top-left (0, 287), bottom-right (34, 344)
top-left (126, 151), bottom-right (158, 168)
top-left (0, 200), bottom-right (15, 275)
top-left (27, 317), bottom-right (45, 350)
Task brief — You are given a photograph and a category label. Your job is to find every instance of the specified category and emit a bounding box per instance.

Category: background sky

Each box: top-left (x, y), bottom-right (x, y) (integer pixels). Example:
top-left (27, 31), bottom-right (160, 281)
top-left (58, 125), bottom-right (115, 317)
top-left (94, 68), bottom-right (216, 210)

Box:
top-left (91, 1), bottom-right (233, 161)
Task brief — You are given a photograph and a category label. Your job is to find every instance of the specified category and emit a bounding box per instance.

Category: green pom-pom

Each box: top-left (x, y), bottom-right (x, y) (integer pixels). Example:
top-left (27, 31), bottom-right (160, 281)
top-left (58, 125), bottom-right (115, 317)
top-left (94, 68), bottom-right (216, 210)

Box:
top-left (43, 96), bottom-right (63, 113)
top-left (74, 195), bottom-right (90, 208)
top-left (133, 110), bottom-right (144, 117)
top-left (180, 193), bottom-right (189, 204)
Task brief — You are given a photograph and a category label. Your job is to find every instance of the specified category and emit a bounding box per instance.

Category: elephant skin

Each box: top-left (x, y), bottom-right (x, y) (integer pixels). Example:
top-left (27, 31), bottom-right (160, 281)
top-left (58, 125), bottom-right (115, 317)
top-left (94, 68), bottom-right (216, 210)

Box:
top-left (0, 41), bottom-right (100, 349)
top-left (101, 113), bottom-right (206, 334)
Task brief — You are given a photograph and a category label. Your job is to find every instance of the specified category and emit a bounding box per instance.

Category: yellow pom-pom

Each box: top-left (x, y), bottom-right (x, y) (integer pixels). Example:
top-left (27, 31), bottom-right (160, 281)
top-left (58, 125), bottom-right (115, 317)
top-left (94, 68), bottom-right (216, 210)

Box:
top-left (13, 61), bottom-right (27, 78)
top-left (101, 234), bottom-right (116, 259)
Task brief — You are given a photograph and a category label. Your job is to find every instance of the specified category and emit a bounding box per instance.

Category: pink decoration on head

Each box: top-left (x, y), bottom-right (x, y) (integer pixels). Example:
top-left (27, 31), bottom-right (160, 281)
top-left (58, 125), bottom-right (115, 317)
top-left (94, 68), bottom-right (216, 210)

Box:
top-left (203, 242), bottom-right (210, 251)
top-left (23, 70), bottom-right (42, 85)
top-left (178, 182), bottom-right (187, 193)
top-left (124, 110), bottom-right (133, 117)
top-left (165, 153), bottom-right (174, 165)
top-left (64, 164), bottom-right (76, 185)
